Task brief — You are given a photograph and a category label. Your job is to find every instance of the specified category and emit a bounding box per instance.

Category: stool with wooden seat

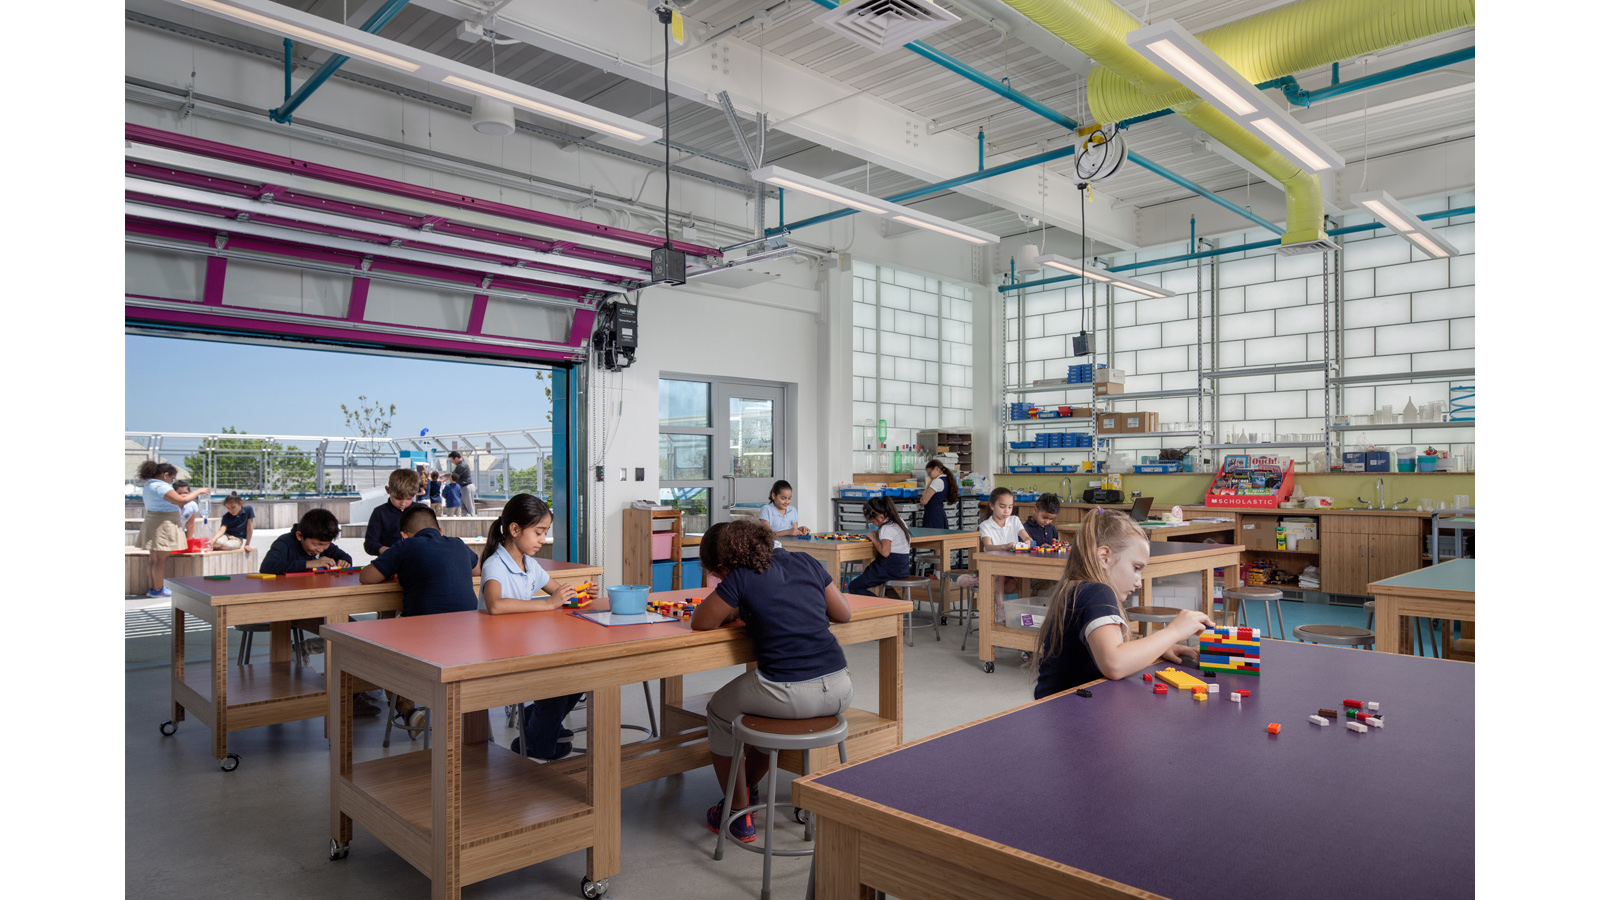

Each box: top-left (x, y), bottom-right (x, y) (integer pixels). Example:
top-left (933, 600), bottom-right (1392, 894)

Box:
top-left (1123, 606), bottom-right (1182, 638)
top-left (1221, 586), bottom-right (1285, 638)
top-left (883, 576), bottom-right (938, 645)
top-left (1291, 623), bottom-right (1375, 648)
top-left (936, 569), bottom-right (978, 650)
top-left (714, 713), bottom-right (851, 900)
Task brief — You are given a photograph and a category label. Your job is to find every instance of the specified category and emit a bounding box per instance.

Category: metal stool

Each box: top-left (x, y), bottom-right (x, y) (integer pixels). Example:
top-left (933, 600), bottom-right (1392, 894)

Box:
top-left (938, 569), bottom-right (979, 650)
top-left (568, 683), bottom-right (660, 748)
top-left (1291, 624), bottom-right (1375, 649)
top-left (235, 622), bottom-right (310, 665)
top-left (383, 696), bottom-right (430, 749)
top-left (1222, 586), bottom-right (1285, 638)
top-left (1363, 600), bottom-right (1439, 657)
top-left (1124, 606), bottom-right (1182, 638)
top-left (884, 577), bottom-right (938, 645)
top-left (714, 713), bottom-right (850, 900)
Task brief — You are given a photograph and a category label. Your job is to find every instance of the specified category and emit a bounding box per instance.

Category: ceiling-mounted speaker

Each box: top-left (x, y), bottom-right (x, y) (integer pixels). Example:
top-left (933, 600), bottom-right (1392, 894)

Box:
top-left (471, 97), bottom-right (515, 136)
top-left (1018, 243), bottom-right (1042, 274)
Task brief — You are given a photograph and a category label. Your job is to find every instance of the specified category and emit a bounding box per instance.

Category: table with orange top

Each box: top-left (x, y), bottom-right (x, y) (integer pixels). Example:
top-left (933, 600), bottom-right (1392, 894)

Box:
top-left (320, 588), bottom-right (911, 900)
top-left (161, 558), bottom-right (603, 771)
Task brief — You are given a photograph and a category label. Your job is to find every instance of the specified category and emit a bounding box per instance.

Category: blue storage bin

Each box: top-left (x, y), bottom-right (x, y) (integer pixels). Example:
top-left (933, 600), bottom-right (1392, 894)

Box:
top-left (1009, 441), bottom-right (1036, 449)
top-left (1365, 451), bottom-right (1392, 473)
top-left (1009, 466), bottom-right (1038, 474)
top-left (650, 561), bottom-right (677, 592)
top-left (838, 487), bottom-right (880, 499)
top-left (681, 559), bottom-right (703, 589)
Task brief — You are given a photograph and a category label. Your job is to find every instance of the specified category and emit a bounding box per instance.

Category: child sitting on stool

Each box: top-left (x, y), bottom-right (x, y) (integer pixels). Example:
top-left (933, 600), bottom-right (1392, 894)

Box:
top-left (847, 496), bottom-right (913, 597)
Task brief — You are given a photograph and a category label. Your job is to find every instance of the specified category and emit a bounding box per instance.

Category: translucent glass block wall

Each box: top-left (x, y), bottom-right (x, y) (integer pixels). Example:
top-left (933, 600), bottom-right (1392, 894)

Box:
top-left (853, 264), bottom-right (976, 473)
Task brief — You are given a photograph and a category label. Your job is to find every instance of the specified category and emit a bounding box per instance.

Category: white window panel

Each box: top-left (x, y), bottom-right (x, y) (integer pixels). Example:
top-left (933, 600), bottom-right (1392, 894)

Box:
top-left (1246, 392), bottom-right (1307, 420)
top-left (1042, 356), bottom-right (1070, 380)
top-left (942, 363), bottom-right (967, 386)
top-left (895, 269), bottom-right (927, 290)
top-left (1217, 254), bottom-right (1276, 288)
top-left (1407, 286), bottom-right (1471, 322)
top-left (1113, 321), bottom-right (1164, 350)
top-left (861, 329), bottom-right (877, 353)
top-left (852, 328), bottom-right (863, 353)
top-left (1274, 251), bottom-right (1329, 279)
top-left (1136, 294), bottom-right (1191, 324)
top-left (1274, 303), bottom-right (1326, 335)
top-left (892, 405), bottom-right (926, 430)
top-left (1345, 295), bottom-right (1411, 328)
top-left (1006, 317), bottom-right (1019, 342)
top-left (1162, 319), bottom-right (1198, 347)
top-left (1412, 348), bottom-right (1475, 370)
top-left (951, 297), bottom-right (974, 322)
top-left (1245, 278), bottom-right (1307, 311)
top-left (1162, 371), bottom-right (1198, 391)
top-left (1449, 319), bottom-right (1474, 349)
top-left (880, 356), bottom-right (897, 378)
top-left (880, 283), bottom-right (911, 310)
top-left (1344, 327), bottom-right (1375, 358)
top-left (853, 351), bottom-right (876, 377)
top-left (1375, 383), bottom-right (1448, 409)
top-left (1023, 315), bottom-right (1044, 339)
top-left (896, 358), bottom-right (927, 382)
top-left (1274, 417), bottom-right (1326, 434)
top-left (1218, 286), bottom-right (1245, 314)
top-left (1004, 297), bottom-right (1019, 319)
top-left (1026, 334), bottom-right (1067, 360)
top-left (852, 277), bottom-right (866, 302)
top-left (853, 302), bottom-right (876, 328)
top-left (1341, 355), bottom-right (1412, 378)
top-left (1406, 426), bottom-right (1473, 444)
top-left (941, 386), bottom-right (957, 408)
top-left (1274, 370), bottom-right (1324, 391)
top-left (1218, 309), bottom-right (1276, 341)
top-left (1123, 374), bottom-right (1163, 393)
top-left (1136, 345), bottom-right (1189, 374)
top-left (942, 281), bottom-right (969, 299)
top-left (1343, 268), bottom-right (1375, 300)
top-left (1435, 223), bottom-right (1474, 254)
top-left (1245, 334), bottom-right (1308, 366)
top-left (1162, 267), bottom-right (1199, 291)
top-left (1449, 255), bottom-right (1473, 287)
top-left (880, 331), bottom-right (912, 358)
top-left (1144, 399), bottom-right (1191, 420)
top-left (911, 382), bottom-right (939, 407)
top-left (1224, 374), bottom-right (1278, 393)
top-left (949, 388), bottom-right (973, 414)
top-left (1023, 360), bottom-right (1046, 384)
top-left (1374, 320), bottom-right (1450, 356)
top-left (946, 342), bottom-right (973, 366)
top-left (1114, 302), bottom-right (1137, 327)
top-left (1043, 310), bottom-right (1078, 336)
top-left (1006, 362), bottom-right (1019, 384)
top-left (910, 289), bottom-right (940, 317)
top-left (853, 401), bottom-right (876, 423)
top-left (852, 377), bottom-right (865, 402)
top-left (1375, 259), bottom-right (1450, 296)
top-left (904, 310), bottom-right (932, 338)
top-left (881, 379), bottom-right (912, 404)
top-left (1343, 234), bottom-right (1412, 269)
top-left (860, 377), bottom-right (876, 401)
top-left (911, 335), bottom-right (940, 360)
top-left (1217, 340), bottom-right (1245, 368)
top-left (1343, 387), bottom-right (1374, 415)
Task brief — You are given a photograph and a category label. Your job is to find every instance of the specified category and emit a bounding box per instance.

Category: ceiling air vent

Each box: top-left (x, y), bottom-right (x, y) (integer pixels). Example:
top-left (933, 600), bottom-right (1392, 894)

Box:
top-left (813, 0), bottom-right (961, 53)
top-left (1277, 236), bottom-right (1338, 256)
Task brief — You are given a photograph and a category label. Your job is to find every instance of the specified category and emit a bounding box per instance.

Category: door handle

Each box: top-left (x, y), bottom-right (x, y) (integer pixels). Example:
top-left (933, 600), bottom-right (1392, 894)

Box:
top-left (721, 473), bottom-right (737, 511)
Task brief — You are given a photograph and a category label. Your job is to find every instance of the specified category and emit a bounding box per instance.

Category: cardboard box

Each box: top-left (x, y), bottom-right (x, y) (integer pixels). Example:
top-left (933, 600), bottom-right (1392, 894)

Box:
top-left (1060, 406), bottom-right (1096, 418)
top-left (1093, 382), bottom-right (1125, 396)
top-left (1340, 452), bottom-right (1366, 472)
top-left (1297, 538), bottom-right (1321, 553)
top-left (1097, 413), bottom-right (1122, 433)
top-left (1120, 412), bottom-right (1159, 433)
top-left (1094, 367), bottom-right (1127, 384)
top-left (1364, 451), bottom-right (1392, 473)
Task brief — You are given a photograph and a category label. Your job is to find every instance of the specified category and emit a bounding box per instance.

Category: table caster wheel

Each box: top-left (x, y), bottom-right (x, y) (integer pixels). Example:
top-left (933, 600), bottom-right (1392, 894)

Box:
top-left (1020, 652), bottom-right (1031, 663)
top-left (793, 806), bottom-right (808, 825)
top-left (159, 720), bottom-right (178, 736)
top-left (329, 839), bottom-right (350, 861)
top-left (982, 661), bottom-right (995, 674)
top-left (220, 754), bottom-right (240, 772)
top-left (940, 616), bottom-right (948, 626)
top-left (580, 876), bottom-right (608, 898)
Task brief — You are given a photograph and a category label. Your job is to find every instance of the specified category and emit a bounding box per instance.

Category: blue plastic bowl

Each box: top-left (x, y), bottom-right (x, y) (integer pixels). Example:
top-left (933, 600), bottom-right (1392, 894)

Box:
top-left (606, 585), bottom-right (651, 616)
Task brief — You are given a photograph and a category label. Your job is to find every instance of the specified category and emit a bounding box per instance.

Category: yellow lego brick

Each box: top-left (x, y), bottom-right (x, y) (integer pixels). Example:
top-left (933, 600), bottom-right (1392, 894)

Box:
top-left (246, 573), bottom-right (276, 579)
top-left (1154, 667), bottom-right (1208, 691)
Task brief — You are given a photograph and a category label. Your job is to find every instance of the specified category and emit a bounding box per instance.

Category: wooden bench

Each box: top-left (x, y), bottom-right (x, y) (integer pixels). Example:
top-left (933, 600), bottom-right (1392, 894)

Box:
top-left (125, 546), bottom-right (259, 596)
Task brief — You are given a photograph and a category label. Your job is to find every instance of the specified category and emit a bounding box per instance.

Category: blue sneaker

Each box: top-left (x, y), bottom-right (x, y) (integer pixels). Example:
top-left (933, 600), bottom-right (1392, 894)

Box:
top-left (147, 588), bottom-right (171, 598)
top-left (707, 799), bottom-right (756, 843)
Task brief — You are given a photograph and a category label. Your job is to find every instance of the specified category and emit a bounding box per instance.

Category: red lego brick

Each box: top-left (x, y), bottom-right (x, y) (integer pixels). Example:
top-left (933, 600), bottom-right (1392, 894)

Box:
top-left (1343, 699), bottom-right (1362, 708)
top-left (1153, 684), bottom-right (1168, 694)
top-left (1143, 673), bottom-right (1153, 681)
top-left (1266, 723), bottom-right (1281, 735)
top-left (1239, 690), bottom-right (1251, 697)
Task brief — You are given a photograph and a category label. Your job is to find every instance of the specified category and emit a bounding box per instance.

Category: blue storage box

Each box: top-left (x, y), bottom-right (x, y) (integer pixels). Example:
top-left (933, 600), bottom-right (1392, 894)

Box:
top-left (1341, 452), bottom-right (1366, 472)
top-left (838, 487), bottom-right (880, 499)
top-left (1009, 466), bottom-right (1038, 473)
top-left (1009, 441), bottom-right (1035, 449)
top-left (649, 562), bottom-right (676, 592)
top-left (1365, 451), bottom-right (1392, 473)
top-left (1134, 463), bottom-right (1181, 473)
top-left (1038, 465), bottom-right (1071, 474)
top-left (681, 559), bottom-right (703, 589)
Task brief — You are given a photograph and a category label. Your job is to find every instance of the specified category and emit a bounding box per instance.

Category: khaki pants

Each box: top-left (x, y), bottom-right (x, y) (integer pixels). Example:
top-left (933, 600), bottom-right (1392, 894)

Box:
top-left (213, 535), bottom-right (244, 550)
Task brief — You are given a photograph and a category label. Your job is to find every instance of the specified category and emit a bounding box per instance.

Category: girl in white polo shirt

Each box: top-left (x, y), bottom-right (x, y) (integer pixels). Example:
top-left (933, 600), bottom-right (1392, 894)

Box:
top-left (978, 487), bottom-right (1033, 601)
top-left (847, 496), bottom-right (913, 596)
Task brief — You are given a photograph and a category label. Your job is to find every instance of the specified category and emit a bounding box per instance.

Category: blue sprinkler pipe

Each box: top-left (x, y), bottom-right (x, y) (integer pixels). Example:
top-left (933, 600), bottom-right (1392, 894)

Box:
top-left (1000, 206), bottom-right (1473, 292)
top-left (270, 0), bottom-right (411, 124)
top-left (1128, 153), bottom-right (1281, 233)
top-left (978, 128), bottom-right (985, 171)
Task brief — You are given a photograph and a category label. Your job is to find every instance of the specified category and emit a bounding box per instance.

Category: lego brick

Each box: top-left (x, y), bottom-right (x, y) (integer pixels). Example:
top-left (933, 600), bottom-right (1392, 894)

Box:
top-left (1076, 689), bottom-right (1093, 698)
top-left (1207, 683), bottom-right (1219, 693)
top-left (1154, 667), bottom-right (1208, 691)
top-left (1308, 715), bottom-right (1329, 726)
top-left (285, 571), bottom-right (314, 577)
top-left (1346, 709), bottom-right (1359, 718)
top-left (1318, 708), bottom-right (1338, 719)
top-left (1197, 666), bottom-right (1262, 677)
top-left (1238, 690), bottom-right (1251, 697)
top-left (1142, 673), bottom-right (1153, 681)
top-left (1266, 723), bottom-right (1281, 734)
top-left (1343, 699), bottom-right (1362, 709)
top-left (246, 573), bottom-right (275, 579)
top-left (1367, 717), bottom-right (1384, 728)
top-left (1153, 684), bottom-right (1168, 694)
top-left (1367, 701), bottom-right (1380, 711)
top-left (1346, 721), bottom-right (1368, 733)
top-left (1193, 692), bottom-right (1206, 701)
top-left (1230, 692), bottom-right (1242, 703)
top-left (204, 575), bottom-right (231, 580)
top-left (1357, 711), bottom-right (1374, 722)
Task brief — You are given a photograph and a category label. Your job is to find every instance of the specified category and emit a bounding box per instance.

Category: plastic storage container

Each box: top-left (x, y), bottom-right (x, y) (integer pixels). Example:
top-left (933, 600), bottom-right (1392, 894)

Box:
top-left (680, 559), bottom-right (703, 589)
top-left (1418, 456), bottom-right (1438, 472)
top-left (1396, 446), bottom-right (1417, 473)
top-left (650, 561), bottom-right (677, 592)
top-left (605, 585), bottom-right (651, 616)
top-left (1003, 598), bottom-right (1050, 629)
top-left (650, 532), bottom-right (675, 560)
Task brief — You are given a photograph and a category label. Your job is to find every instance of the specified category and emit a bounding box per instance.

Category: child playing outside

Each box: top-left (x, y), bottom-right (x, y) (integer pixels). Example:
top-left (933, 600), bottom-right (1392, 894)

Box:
top-left (846, 496), bottom-right (912, 596)
top-left (1032, 509), bottom-right (1211, 700)
top-left (365, 468), bottom-right (420, 558)
top-left (261, 509), bottom-right (354, 574)
top-left (691, 520), bottom-right (852, 843)
top-left (211, 492), bottom-right (255, 550)
top-left (428, 470), bottom-right (442, 513)
top-left (361, 504), bottom-right (481, 729)
top-left (174, 480), bottom-right (200, 540)
top-left (135, 461), bottom-right (210, 598)
top-left (479, 494), bottom-right (582, 760)
top-left (979, 487), bottom-right (1032, 599)
top-left (442, 473), bottom-right (463, 516)
top-left (757, 480), bottom-right (809, 536)
top-left (1022, 492), bottom-right (1061, 546)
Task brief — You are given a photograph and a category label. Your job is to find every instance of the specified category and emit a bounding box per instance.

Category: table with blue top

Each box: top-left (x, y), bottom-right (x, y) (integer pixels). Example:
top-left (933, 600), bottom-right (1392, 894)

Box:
top-left (776, 526), bottom-right (980, 586)
top-left (1369, 558), bottom-right (1474, 655)
top-left (793, 639), bottom-right (1473, 900)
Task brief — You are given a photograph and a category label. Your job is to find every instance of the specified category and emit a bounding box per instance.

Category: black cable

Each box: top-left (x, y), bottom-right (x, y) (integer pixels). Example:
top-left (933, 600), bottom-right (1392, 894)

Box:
top-left (659, 7), bottom-right (673, 248)
top-left (1078, 181), bottom-right (1087, 335)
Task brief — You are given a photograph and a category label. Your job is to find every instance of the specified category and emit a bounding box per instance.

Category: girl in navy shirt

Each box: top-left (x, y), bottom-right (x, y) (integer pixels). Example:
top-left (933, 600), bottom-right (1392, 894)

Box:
top-left (846, 496), bottom-right (913, 596)
top-left (691, 520), bottom-right (852, 843)
top-left (919, 460), bottom-right (957, 529)
top-left (1032, 509), bottom-right (1213, 700)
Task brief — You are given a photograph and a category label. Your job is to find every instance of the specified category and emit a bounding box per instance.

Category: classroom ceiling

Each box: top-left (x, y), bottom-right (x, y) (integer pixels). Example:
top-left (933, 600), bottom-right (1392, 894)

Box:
top-left (128, 0), bottom-right (1475, 249)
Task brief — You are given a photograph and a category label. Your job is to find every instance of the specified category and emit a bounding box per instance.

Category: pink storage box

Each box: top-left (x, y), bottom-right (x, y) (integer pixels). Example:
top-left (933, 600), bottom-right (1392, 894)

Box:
top-left (651, 532), bottom-right (675, 560)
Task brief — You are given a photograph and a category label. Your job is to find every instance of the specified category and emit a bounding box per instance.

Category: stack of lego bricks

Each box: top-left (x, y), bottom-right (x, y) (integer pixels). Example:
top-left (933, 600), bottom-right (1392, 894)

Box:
top-left (1197, 626), bottom-right (1261, 677)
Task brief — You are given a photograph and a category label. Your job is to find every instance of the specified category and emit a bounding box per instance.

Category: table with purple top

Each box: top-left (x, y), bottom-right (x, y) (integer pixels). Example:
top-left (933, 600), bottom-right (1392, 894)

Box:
top-left (793, 640), bottom-right (1473, 900)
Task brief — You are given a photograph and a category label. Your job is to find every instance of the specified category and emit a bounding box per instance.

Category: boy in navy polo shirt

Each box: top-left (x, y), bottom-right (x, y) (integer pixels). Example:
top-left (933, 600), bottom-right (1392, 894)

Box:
top-left (365, 468), bottom-right (421, 557)
top-left (441, 473), bottom-right (463, 516)
top-left (361, 505), bottom-right (480, 727)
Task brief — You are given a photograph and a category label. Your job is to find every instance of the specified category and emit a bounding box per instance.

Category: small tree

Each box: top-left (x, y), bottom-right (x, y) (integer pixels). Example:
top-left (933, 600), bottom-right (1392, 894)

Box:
top-left (341, 395), bottom-right (396, 440)
top-left (535, 371), bottom-right (553, 424)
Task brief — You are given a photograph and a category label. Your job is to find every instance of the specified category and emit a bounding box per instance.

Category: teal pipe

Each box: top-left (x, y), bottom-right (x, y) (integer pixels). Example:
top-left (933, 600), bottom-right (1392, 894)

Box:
top-left (1127, 153), bottom-right (1281, 233)
top-left (978, 128), bottom-right (985, 171)
top-left (270, 0), bottom-right (411, 124)
top-left (778, 187), bottom-right (784, 228)
top-left (282, 39), bottom-right (292, 102)
top-left (999, 206), bottom-right (1473, 292)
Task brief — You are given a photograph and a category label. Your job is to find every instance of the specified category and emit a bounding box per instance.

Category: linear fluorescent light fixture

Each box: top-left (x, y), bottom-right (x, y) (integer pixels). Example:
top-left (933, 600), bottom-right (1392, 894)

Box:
top-left (1350, 190), bottom-right (1460, 258)
top-left (1126, 19), bottom-right (1343, 173)
top-left (1036, 254), bottom-right (1174, 297)
top-left (751, 166), bottom-right (998, 244)
top-left (163, 0), bottom-right (660, 144)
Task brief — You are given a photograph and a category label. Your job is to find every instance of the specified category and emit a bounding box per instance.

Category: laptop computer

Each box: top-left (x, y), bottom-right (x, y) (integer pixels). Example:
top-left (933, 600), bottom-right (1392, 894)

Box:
top-left (1127, 496), bottom-right (1155, 523)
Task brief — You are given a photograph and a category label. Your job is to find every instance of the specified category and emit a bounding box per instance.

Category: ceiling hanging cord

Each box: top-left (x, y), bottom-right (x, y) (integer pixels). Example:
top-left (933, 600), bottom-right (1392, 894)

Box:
top-left (1360, 58), bottom-right (1371, 192)
top-left (660, 5), bottom-right (674, 246)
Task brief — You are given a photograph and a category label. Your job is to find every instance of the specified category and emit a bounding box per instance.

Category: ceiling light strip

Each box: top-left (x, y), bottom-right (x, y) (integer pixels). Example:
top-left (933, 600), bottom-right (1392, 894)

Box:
top-left (1350, 190), bottom-right (1460, 258)
top-left (751, 165), bottom-right (998, 245)
top-left (1036, 254), bottom-right (1173, 297)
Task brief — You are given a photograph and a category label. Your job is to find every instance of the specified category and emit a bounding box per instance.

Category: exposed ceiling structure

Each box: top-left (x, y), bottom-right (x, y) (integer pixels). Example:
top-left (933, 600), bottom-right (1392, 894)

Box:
top-left (127, 0), bottom-right (1474, 256)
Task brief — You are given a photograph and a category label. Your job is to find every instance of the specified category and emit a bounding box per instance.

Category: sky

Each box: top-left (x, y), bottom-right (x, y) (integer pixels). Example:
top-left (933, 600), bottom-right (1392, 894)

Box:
top-left (125, 335), bottom-right (554, 437)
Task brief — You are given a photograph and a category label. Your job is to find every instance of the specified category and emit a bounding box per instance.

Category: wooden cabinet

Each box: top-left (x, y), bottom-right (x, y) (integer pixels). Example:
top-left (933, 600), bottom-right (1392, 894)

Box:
top-left (623, 507), bottom-right (682, 590)
top-left (1319, 516), bottom-right (1422, 595)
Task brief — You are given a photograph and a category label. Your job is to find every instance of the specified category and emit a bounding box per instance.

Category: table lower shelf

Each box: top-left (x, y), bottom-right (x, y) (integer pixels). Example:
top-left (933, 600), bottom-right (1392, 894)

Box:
top-left (988, 624), bottom-right (1042, 653)
top-left (340, 742), bottom-right (594, 883)
top-left (175, 660), bottom-right (328, 731)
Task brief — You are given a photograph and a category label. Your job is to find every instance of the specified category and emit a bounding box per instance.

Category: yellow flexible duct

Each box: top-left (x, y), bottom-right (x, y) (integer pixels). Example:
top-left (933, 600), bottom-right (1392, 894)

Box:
top-left (999, 0), bottom-right (1474, 247)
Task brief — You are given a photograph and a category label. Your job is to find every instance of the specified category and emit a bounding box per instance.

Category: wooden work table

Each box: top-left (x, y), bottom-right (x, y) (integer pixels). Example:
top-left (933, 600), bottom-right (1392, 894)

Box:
top-left (1369, 559), bottom-right (1474, 656)
top-left (160, 558), bottom-right (603, 771)
top-left (777, 527), bottom-right (980, 585)
top-left (321, 589), bottom-right (910, 900)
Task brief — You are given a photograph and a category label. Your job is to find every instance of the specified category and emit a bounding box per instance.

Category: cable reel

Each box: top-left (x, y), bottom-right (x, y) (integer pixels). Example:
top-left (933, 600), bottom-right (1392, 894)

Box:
top-left (1073, 122), bottom-right (1127, 183)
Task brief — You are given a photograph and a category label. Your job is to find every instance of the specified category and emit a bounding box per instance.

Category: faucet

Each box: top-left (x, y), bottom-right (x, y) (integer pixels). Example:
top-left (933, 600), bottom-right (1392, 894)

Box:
top-left (1061, 476), bottom-right (1074, 500)
top-left (1376, 477), bottom-right (1384, 511)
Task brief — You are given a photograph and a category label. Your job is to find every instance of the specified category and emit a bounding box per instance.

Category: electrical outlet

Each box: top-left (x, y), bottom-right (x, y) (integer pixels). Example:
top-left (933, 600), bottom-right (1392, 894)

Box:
top-left (618, 467), bottom-right (628, 481)
top-left (635, 467), bottom-right (645, 482)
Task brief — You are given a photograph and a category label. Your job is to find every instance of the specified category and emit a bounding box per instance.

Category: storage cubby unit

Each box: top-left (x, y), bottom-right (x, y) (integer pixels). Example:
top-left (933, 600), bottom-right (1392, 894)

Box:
top-left (624, 507), bottom-right (684, 591)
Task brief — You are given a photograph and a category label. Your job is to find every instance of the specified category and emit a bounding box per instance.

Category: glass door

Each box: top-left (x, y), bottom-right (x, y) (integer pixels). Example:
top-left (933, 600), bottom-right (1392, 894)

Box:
top-left (659, 376), bottom-right (789, 530)
top-left (723, 385), bottom-right (784, 521)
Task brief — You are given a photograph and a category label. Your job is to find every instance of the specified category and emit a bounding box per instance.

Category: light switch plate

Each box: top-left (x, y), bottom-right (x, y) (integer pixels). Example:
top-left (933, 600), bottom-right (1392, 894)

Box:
top-left (635, 467), bottom-right (645, 481)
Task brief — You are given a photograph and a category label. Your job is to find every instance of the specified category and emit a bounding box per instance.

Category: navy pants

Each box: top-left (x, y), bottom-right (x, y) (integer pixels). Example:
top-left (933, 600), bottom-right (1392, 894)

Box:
top-left (847, 552), bottom-right (911, 595)
top-left (518, 692), bottom-right (582, 759)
